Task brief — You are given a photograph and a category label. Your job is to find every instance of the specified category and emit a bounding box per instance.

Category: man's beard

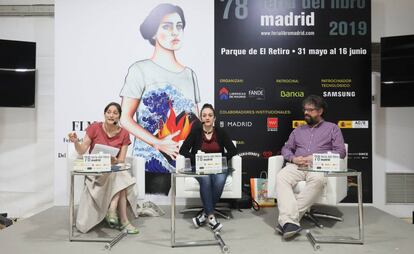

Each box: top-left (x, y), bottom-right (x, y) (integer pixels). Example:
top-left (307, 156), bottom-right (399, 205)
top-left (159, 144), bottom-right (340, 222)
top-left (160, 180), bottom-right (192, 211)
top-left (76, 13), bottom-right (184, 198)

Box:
top-left (305, 115), bottom-right (318, 126)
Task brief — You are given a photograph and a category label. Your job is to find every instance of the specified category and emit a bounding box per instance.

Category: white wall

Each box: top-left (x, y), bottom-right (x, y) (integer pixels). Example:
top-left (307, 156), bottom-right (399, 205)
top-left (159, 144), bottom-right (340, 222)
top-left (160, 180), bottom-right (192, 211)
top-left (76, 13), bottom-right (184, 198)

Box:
top-left (371, 0), bottom-right (414, 217)
top-left (0, 1), bottom-right (54, 217)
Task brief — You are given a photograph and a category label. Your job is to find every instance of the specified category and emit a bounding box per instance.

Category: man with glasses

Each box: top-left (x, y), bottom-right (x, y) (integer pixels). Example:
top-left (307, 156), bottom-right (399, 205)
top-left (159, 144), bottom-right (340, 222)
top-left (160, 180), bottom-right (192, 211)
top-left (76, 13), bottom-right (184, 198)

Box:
top-left (275, 95), bottom-right (346, 239)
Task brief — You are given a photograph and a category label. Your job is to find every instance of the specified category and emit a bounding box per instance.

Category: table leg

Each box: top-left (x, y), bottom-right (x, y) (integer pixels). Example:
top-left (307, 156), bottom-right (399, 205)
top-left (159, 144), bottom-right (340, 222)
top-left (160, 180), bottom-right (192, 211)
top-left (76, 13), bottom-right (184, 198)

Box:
top-left (69, 172), bottom-right (126, 245)
top-left (69, 172), bottom-right (74, 241)
top-left (171, 174), bottom-right (176, 247)
top-left (171, 174), bottom-right (229, 250)
top-left (215, 232), bottom-right (230, 253)
top-left (305, 172), bottom-right (364, 245)
top-left (357, 172), bottom-right (364, 243)
top-left (306, 230), bottom-right (321, 250)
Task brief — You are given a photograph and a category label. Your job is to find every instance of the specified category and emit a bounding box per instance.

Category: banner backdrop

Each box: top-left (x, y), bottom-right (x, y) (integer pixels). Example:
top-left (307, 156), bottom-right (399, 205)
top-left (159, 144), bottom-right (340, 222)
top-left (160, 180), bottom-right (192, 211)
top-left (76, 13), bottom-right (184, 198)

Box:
top-left (55, 0), bottom-right (372, 204)
top-left (215, 0), bottom-right (372, 202)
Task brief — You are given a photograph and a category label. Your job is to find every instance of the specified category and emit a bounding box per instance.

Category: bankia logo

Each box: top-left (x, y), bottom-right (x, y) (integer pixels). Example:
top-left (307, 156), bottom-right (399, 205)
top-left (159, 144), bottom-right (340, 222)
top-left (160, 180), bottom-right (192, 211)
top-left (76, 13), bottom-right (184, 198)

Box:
top-left (267, 117), bottom-right (278, 131)
top-left (219, 87), bottom-right (229, 100)
top-left (280, 90), bottom-right (304, 98)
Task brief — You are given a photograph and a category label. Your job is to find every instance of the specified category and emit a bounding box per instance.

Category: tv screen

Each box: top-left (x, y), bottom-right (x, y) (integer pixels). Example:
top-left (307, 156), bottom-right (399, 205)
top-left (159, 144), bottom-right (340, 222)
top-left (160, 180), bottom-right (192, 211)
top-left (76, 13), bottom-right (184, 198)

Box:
top-left (0, 39), bottom-right (36, 108)
top-left (381, 35), bottom-right (414, 107)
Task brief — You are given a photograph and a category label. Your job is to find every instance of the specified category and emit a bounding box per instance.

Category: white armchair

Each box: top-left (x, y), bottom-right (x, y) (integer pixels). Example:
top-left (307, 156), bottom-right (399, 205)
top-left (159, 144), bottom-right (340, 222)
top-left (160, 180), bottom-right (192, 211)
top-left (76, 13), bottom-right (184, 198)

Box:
top-left (175, 142), bottom-right (242, 219)
top-left (66, 143), bottom-right (146, 204)
top-left (267, 144), bottom-right (348, 227)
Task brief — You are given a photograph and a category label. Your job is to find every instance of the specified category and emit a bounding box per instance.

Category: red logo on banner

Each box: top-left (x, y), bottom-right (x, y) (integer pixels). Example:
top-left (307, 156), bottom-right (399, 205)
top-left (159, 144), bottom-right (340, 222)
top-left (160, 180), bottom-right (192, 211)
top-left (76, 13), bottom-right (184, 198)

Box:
top-left (219, 87), bottom-right (230, 100)
top-left (262, 151), bottom-right (273, 158)
top-left (267, 117), bottom-right (278, 129)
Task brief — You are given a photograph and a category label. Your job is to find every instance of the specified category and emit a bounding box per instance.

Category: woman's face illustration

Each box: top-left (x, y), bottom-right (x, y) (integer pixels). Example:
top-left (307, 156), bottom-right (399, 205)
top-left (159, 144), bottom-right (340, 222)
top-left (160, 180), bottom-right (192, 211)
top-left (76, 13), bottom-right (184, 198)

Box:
top-left (154, 12), bottom-right (184, 51)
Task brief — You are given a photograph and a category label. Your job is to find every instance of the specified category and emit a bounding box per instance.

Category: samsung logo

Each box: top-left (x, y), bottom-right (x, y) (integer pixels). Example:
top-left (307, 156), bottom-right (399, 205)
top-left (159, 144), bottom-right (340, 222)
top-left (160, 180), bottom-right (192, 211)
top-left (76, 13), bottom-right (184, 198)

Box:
top-left (281, 91), bottom-right (304, 98)
top-left (323, 91), bottom-right (356, 97)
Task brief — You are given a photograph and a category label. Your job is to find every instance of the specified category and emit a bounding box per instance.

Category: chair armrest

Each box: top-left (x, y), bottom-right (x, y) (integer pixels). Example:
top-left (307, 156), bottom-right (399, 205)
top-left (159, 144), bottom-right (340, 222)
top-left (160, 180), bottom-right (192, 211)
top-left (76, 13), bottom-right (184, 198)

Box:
top-left (323, 176), bottom-right (347, 204)
top-left (126, 156), bottom-right (146, 199)
top-left (176, 155), bottom-right (185, 170)
top-left (230, 155), bottom-right (242, 198)
top-left (267, 155), bottom-right (284, 199)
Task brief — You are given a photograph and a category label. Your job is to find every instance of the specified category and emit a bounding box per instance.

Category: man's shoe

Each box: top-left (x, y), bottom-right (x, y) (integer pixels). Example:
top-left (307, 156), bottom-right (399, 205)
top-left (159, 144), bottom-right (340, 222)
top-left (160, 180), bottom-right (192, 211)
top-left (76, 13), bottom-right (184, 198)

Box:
top-left (192, 212), bottom-right (207, 228)
top-left (282, 223), bottom-right (302, 239)
top-left (275, 224), bottom-right (284, 235)
top-left (208, 216), bottom-right (223, 232)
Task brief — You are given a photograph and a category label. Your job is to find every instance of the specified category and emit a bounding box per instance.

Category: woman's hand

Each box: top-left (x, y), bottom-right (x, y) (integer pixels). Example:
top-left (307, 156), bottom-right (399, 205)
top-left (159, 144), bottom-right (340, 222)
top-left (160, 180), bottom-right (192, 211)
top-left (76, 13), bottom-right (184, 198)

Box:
top-left (68, 132), bottom-right (78, 143)
top-left (153, 131), bottom-right (181, 160)
top-left (68, 132), bottom-right (91, 155)
top-left (111, 156), bottom-right (118, 165)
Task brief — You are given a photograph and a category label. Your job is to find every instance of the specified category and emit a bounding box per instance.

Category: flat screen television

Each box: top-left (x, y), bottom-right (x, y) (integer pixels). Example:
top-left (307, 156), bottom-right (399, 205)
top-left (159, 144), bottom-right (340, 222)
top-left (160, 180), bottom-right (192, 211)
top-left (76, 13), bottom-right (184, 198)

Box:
top-left (0, 39), bottom-right (36, 108)
top-left (381, 35), bottom-right (414, 107)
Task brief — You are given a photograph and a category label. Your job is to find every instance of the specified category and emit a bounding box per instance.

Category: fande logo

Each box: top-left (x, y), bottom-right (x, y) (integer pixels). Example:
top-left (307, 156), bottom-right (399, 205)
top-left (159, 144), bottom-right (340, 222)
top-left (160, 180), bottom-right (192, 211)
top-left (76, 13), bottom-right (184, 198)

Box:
top-left (248, 87), bottom-right (265, 100)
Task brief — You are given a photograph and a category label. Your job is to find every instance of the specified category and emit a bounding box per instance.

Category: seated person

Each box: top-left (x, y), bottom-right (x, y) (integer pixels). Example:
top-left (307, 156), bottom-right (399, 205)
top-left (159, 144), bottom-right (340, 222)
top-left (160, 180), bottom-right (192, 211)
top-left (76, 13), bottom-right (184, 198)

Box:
top-left (275, 95), bottom-right (346, 239)
top-left (179, 103), bottom-right (237, 232)
top-left (68, 102), bottom-right (139, 234)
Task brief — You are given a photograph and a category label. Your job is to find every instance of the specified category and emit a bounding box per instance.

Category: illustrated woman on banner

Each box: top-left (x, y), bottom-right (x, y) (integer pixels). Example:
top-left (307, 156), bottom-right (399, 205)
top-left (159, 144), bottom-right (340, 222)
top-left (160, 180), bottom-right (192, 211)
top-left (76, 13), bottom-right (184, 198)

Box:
top-left (120, 3), bottom-right (201, 195)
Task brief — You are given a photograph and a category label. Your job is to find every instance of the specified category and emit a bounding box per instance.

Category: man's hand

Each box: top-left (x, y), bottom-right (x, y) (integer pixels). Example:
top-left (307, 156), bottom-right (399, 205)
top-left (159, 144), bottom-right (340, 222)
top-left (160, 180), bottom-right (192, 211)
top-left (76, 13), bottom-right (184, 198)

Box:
top-left (303, 155), bottom-right (313, 167)
top-left (292, 155), bottom-right (313, 167)
top-left (292, 156), bottom-right (307, 167)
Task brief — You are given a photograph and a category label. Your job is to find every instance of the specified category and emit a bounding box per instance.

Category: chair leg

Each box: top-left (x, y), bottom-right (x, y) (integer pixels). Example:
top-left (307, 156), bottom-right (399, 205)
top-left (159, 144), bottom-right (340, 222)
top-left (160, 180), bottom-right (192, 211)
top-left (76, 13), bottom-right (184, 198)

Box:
top-left (179, 207), bottom-right (204, 214)
top-left (179, 207), bottom-right (232, 220)
top-left (214, 208), bottom-right (231, 220)
top-left (304, 212), bottom-right (324, 228)
top-left (312, 212), bottom-right (343, 222)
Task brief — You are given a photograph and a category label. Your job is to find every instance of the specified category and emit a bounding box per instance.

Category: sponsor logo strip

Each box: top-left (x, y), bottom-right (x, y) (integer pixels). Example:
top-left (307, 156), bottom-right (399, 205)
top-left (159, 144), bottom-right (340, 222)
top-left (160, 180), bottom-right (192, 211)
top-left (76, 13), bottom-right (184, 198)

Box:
top-left (338, 120), bottom-right (369, 128)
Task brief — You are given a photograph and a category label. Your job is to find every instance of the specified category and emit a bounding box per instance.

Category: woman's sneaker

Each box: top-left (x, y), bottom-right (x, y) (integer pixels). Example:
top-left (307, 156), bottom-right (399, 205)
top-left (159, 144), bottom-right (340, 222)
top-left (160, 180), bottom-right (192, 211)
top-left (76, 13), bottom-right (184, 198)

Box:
top-left (192, 213), bottom-right (207, 228)
top-left (208, 216), bottom-right (223, 232)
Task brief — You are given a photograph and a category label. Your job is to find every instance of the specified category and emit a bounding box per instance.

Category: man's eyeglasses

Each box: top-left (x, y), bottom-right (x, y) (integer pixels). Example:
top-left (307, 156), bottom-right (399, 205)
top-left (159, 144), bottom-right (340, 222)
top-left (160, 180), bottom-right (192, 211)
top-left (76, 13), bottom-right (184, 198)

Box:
top-left (303, 107), bottom-right (318, 113)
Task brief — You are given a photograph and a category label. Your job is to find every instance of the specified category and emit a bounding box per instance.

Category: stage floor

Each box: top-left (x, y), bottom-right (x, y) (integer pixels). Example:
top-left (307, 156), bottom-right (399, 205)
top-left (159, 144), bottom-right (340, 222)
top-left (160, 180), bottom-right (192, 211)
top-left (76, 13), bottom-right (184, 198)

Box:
top-left (0, 205), bottom-right (413, 253)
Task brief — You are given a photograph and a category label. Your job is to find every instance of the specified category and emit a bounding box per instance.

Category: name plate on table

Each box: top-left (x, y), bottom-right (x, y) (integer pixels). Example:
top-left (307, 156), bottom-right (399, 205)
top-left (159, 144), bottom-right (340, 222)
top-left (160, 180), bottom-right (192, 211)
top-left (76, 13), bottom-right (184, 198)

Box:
top-left (195, 153), bottom-right (222, 174)
top-left (73, 153), bottom-right (111, 172)
top-left (312, 153), bottom-right (340, 171)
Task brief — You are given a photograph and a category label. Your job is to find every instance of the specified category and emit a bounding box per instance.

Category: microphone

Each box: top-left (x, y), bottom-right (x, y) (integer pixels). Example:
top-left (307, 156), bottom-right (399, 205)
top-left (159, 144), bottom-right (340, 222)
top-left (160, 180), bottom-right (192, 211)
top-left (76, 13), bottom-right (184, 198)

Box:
top-left (113, 121), bottom-right (118, 125)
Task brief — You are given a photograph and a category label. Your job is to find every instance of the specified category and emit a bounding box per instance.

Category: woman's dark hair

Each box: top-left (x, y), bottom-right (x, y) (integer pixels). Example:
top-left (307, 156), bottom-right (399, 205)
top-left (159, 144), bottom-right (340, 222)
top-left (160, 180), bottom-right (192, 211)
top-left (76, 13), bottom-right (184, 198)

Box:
top-left (104, 102), bottom-right (122, 116)
top-left (200, 103), bottom-right (215, 117)
top-left (302, 95), bottom-right (327, 116)
top-left (140, 4), bottom-right (186, 46)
